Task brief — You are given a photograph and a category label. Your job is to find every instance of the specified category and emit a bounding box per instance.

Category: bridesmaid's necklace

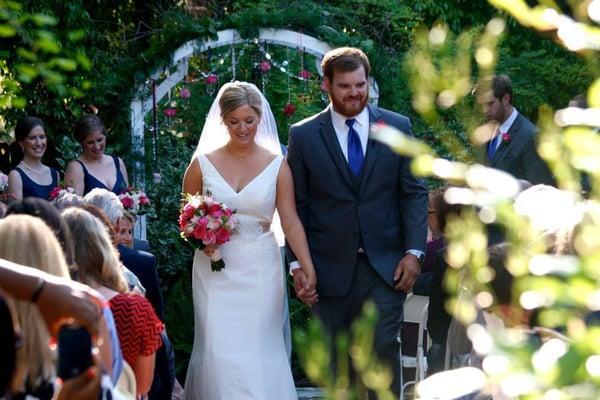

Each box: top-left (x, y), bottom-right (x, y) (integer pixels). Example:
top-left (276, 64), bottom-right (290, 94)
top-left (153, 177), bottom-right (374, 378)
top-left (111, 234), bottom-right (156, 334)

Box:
top-left (20, 161), bottom-right (46, 174)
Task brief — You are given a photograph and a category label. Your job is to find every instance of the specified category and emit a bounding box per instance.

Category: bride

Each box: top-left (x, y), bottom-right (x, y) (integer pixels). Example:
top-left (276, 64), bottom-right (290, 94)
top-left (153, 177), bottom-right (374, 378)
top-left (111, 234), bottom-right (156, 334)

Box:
top-left (182, 82), bottom-right (318, 399)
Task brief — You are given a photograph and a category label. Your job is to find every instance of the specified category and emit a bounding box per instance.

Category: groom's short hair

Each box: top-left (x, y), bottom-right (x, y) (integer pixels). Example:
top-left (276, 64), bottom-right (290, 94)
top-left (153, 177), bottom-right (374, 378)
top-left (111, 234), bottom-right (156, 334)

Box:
top-left (321, 47), bottom-right (370, 82)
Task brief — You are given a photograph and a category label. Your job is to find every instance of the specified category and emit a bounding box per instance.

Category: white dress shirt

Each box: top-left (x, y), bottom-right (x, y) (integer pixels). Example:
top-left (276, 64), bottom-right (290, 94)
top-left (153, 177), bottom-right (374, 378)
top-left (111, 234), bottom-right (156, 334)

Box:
top-left (491, 108), bottom-right (518, 151)
top-left (329, 105), bottom-right (370, 159)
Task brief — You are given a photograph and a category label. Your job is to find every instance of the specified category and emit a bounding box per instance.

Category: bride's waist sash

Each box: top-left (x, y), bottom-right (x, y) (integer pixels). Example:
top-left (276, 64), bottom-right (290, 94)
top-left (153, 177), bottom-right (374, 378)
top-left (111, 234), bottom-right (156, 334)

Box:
top-left (233, 215), bottom-right (272, 240)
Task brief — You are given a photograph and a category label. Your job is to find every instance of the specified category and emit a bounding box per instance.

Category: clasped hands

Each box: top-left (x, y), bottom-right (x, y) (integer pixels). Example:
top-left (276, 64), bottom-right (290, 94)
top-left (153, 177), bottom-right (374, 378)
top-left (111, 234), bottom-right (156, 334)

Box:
top-left (291, 268), bottom-right (318, 306)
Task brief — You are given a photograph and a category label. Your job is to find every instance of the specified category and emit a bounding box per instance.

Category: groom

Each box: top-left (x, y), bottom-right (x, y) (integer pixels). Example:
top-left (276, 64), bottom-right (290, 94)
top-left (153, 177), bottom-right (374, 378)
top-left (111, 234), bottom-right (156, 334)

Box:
top-left (286, 47), bottom-right (428, 395)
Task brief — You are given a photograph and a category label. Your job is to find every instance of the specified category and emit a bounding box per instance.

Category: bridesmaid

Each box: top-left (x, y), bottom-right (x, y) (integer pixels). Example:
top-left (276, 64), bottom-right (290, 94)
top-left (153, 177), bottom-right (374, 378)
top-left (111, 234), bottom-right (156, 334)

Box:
top-left (65, 114), bottom-right (129, 196)
top-left (7, 117), bottom-right (59, 200)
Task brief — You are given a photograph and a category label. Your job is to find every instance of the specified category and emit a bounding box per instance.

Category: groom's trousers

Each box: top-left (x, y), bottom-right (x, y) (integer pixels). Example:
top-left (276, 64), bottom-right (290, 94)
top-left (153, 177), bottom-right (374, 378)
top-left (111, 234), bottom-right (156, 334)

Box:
top-left (313, 252), bottom-right (406, 397)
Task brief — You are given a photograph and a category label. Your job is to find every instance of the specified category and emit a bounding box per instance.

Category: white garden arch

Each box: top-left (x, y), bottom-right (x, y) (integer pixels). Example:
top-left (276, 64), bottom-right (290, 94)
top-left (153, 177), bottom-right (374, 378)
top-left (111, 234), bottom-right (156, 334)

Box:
top-left (129, 28), bottom-right (380, 238)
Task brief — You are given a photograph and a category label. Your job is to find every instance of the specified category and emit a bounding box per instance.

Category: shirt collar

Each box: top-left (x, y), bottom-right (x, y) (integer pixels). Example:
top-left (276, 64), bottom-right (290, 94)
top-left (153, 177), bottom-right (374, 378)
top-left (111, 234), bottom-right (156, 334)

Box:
top-left (329, 104), bottom-right (370, 132)
top-left (499, 108), bottom-right (518, 134)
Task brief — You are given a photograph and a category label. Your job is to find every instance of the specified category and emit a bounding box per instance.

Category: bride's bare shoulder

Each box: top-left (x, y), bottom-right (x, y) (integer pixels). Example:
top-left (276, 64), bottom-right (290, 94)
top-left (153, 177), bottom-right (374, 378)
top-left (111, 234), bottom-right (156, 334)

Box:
top-left (255, 145), bottom-right (279, 163)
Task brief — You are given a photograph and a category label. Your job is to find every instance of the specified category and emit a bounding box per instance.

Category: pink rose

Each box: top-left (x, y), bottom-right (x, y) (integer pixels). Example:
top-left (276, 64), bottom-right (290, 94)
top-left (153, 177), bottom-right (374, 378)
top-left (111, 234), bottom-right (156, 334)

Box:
top-left (139, 195), bottom-right (150, 205)
top-left (193, 224), bottom-right (207, 240)
top-left (121, 196), bottom-right (134, 209)
top-left (49, 186), bottom-right (61, 200)
top-left (184, 224), bottom-right (195, 236)
top-left (202, 230), bottom-right (217, 245)
top-left (198, 216), bottom-right (209, 228)
top-left (502, 132), bottom-right (512, 143)
top-left (216, 228), bottom-right (231, 245)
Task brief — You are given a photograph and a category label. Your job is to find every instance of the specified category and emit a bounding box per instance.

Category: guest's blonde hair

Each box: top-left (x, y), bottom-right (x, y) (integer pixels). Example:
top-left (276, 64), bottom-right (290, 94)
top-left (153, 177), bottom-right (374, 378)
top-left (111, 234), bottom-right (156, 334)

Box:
top-left (0, 215), bottom-right (70, 389)
top-left (62, 207), bottom-right (128, 292)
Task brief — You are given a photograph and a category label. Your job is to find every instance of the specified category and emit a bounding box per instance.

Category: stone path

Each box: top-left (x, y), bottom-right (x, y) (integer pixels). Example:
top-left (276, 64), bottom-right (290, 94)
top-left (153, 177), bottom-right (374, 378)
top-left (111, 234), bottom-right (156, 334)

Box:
top-left (297, 387), bottom-right (326, 399)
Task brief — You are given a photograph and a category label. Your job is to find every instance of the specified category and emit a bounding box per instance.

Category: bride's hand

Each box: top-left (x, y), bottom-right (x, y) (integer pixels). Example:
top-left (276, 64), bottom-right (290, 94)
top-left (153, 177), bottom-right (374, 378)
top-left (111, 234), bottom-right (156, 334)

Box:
top-left (305, 269), bottom-right (317, 292)
top-left (203, 244), bottom-right (218, 257)
top-left (292, 268), bottom-right (318, 306)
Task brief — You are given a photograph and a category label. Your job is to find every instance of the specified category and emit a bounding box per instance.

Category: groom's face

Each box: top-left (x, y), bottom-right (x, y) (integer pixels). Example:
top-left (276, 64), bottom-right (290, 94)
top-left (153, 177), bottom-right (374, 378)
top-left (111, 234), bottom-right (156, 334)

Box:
top-left (325, 65), bottom-right (369, 118)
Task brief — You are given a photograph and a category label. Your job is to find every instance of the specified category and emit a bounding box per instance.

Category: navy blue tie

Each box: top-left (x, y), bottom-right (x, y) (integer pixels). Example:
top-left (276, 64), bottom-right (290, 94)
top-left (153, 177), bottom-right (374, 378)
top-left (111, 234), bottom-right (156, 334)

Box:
top-left (487, 130), bottom-right (501, 160)
top-left (346, 118), bottom-right (364, 176)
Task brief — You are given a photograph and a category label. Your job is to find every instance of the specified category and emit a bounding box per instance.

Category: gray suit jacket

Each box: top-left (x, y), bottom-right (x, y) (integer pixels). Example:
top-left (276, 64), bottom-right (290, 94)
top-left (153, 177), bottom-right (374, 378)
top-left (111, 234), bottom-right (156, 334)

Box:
top-left (478, 113), bottom-right (555, 186)
top-left (286, 104), bottom-right (428, 297)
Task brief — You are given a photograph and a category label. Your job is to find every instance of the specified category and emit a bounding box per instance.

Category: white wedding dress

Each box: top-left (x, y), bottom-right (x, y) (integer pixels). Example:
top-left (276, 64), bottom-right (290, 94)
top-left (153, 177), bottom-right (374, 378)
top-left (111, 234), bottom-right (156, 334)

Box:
top-left (184, 153), bottom-right (297, 400)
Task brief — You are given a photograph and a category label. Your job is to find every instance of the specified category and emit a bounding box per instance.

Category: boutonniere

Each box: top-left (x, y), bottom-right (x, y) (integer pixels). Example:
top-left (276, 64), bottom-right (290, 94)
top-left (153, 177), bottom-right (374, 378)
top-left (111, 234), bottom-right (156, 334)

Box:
top-left (502, 132), bottom-right (512, 143)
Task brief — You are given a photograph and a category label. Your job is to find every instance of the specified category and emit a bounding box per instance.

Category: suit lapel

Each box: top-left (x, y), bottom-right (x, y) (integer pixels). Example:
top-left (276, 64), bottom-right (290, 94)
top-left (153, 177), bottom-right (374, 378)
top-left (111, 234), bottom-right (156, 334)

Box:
top-left (318, 108), bottom-right (355, 191)
top-left (359, 104), bottom-right (383, 192)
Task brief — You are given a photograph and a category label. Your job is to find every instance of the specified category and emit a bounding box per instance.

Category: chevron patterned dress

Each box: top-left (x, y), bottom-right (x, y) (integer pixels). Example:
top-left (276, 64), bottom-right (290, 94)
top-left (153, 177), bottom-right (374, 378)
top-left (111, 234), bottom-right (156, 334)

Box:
top-left (109, 292), bottom-right (164, 367)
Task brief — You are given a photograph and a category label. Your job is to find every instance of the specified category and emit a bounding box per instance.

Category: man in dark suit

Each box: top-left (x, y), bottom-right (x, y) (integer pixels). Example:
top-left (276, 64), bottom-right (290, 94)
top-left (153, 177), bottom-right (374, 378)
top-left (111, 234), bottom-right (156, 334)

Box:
top-left (118, 244), bottom-right (174, 399)
top-left (476, 75), bottom-right (555, 186)
top-left (286, 47), bottom-right (428, 395)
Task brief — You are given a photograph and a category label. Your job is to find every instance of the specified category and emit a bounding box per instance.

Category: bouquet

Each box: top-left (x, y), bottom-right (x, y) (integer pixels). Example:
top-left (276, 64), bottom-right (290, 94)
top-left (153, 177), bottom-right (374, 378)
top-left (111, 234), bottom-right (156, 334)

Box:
top-left (119, 187), bottom-right (151, 215)
top-left (0, 173), bottom-right (8, 193)
top-left (48, 184), bottom-right (77, 202)
top-left (178, 192), bottom-right (236, 271)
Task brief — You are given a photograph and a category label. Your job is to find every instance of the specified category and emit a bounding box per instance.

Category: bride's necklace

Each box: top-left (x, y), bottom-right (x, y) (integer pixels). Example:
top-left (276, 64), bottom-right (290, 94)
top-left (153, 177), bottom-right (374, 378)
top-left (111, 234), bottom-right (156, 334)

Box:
top-left (226, 145), bottom-right (253, 161)
top-left (20, 161), bottom-right (46, 174)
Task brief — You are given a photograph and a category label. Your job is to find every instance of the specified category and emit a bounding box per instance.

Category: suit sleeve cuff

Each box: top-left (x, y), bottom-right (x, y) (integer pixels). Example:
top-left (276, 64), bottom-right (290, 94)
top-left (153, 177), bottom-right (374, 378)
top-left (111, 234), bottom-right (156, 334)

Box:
top-left (289, 261), bottom-right (301, 276)
top-left (406, 249), bottom-right (424, 258)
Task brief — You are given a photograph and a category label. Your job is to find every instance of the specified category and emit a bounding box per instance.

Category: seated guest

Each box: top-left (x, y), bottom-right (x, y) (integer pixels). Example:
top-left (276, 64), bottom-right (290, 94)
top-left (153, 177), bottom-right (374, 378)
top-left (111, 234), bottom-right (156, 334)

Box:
top-left (0, 214), bottom-right (113, 398)
top-left (84, 187), bottom-right (123, 229)
top-left (79, 203), bottom-right (145, 296)
top-left (116, 210), bottom-right (134, 248)
top-left (7, 117), bottom-right (59, 201)
top-left (65, 114), bottom-right (129, 196)
top-left (4, 198), bottom-right (122, 383)
top-left (62, 208), bottom-right (163, 397)
top-left (414, 186), bottom-right (447, 296)
top-left (6, 198), bottom-right (75, 265)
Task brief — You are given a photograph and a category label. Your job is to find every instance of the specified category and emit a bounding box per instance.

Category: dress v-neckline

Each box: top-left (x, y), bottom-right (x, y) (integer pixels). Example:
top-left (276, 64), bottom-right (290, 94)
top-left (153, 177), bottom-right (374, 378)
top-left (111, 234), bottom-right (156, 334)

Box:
top-left (202, 154), bottom-right (279, 195)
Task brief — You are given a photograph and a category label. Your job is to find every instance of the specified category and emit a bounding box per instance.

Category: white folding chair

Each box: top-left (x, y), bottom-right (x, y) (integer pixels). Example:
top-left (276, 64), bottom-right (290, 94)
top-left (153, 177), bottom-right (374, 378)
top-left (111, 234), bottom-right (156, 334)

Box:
top-left (397, 293), bottom-right (430, 400)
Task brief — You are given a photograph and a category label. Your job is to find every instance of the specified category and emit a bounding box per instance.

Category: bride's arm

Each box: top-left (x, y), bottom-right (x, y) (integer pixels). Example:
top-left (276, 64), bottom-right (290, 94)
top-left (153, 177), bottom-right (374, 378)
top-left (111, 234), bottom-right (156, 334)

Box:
top-left (182, 158), bottom-right (203, 195)
top-left (276, 159), bottom-right (317, 302)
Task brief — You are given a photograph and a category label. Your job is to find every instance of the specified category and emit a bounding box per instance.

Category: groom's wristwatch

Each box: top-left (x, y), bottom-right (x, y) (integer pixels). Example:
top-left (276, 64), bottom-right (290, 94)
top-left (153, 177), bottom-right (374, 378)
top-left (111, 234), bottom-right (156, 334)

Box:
top-left (406, 250), bottom-right (425, 267)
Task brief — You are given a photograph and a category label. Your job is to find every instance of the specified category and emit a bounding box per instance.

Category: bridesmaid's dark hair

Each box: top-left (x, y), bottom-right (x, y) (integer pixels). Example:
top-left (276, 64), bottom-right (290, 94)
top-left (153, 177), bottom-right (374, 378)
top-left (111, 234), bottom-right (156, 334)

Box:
top-left (14, 117), bottom-right (45, 142)
top-left (73, 114), bottom-right (107, 144)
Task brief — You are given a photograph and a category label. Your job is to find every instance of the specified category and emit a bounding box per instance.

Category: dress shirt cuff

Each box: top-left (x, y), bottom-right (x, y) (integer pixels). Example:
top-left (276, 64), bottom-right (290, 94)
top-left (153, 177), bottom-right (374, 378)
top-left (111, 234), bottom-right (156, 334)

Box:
top-left (405, 249), bottom-right (425, 258)
top-left (289, 261), bottom-right (301, 276)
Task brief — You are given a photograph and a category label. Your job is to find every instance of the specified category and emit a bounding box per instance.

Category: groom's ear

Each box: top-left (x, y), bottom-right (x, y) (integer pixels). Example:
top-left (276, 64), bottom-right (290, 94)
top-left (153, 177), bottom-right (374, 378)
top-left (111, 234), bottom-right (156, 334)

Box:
top-left (322, 77), bottom-right (332, 92)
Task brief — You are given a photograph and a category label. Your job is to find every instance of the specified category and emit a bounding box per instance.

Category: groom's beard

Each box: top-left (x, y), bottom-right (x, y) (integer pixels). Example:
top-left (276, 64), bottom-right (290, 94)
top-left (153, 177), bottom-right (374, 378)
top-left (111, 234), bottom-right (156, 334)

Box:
top-left (330, 91), bottom-right (369, 118)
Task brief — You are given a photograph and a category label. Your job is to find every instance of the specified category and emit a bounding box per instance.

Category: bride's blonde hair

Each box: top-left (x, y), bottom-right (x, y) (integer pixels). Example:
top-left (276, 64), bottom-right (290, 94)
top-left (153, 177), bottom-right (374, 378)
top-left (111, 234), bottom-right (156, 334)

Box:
top-left (219, 82), bottom-right (263, 119)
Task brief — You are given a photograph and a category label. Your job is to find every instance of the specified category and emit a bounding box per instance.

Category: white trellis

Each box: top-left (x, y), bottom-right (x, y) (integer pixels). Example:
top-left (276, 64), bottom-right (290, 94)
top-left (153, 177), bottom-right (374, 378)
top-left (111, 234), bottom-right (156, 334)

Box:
top-left (129, 28), bottom-right (379, 238)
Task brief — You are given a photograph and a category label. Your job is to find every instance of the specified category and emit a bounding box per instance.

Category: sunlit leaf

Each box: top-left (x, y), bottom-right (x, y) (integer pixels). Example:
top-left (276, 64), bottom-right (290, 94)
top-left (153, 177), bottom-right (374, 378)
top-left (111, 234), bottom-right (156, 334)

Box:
top-left (0, 23), bottom-right (16, 37)
top-left (31, 13), bottom-right (57, 26)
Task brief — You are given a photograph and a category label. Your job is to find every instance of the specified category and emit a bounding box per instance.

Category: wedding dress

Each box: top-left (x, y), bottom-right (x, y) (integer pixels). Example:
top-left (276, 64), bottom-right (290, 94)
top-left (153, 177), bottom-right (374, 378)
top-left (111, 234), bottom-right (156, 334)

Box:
top-left (183, 153), bottom-right (297, 400)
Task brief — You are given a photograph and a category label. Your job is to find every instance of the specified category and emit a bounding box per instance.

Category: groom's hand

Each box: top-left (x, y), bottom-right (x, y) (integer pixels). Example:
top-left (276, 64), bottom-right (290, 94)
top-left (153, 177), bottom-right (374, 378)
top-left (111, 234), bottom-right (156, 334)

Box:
top-left (292, 269), bottom-right (318, 306)
top-left (394, 254), bottom-right (420, 292)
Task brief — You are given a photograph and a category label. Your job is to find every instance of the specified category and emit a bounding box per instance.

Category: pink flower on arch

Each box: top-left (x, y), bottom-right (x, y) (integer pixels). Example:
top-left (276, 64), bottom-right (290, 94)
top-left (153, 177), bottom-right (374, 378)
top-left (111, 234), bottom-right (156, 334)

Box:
top-left (298, 69), bottom-right (311, 80)
top-left (164, 108), bottom-right (177, 118)
top-left (179, 88), bottom-right (191, 99)
top-left (259, 61), bottom-right (271, 72)
top-left (283, 103), bottom-right (296, 117)
top-left (206, 74), bottom-right (218, 84)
